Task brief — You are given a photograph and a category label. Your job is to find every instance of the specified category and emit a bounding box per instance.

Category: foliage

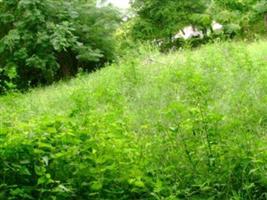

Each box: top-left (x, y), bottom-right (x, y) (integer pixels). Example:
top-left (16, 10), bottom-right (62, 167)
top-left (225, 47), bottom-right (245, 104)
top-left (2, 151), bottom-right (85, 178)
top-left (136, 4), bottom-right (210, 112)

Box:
top-left (115, 19), bottom-right (138, 53)
top-left (1, 41), bottom-right (267, 199)
top-left (129, 0), bottom-right (267, 49)
top-left (0, 0), bottom-right (120, 93)
top-left (130, 0), bottom-right (212, 41)
top-left (209, 0), bottom-right (267, 37)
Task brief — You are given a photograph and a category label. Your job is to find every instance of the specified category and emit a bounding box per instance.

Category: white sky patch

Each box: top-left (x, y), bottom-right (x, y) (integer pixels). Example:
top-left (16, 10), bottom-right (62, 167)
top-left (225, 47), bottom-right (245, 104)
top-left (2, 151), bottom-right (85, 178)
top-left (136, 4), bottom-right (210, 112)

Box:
top-left (110, 0), bottom-right (130, 9)
top-left (106, 0), bottom-right (130, 9)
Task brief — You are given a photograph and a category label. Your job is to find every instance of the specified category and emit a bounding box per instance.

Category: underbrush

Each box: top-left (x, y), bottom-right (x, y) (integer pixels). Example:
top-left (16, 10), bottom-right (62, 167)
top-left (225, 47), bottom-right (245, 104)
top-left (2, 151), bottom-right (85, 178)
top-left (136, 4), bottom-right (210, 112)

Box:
top-left (1, 41), bottom-right (267, 199)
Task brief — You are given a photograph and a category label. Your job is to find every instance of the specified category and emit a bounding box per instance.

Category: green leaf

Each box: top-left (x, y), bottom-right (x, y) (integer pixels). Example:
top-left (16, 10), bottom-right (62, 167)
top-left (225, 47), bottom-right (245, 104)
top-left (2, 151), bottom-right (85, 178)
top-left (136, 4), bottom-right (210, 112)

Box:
top-left (42, 156), bottom-right (49, 166)
top-left (90, 181), bottom-right (103, 191)
top-left (4, 63), bottom-right (17, 79)
top-left (134, 180), bottom-right (145, 188)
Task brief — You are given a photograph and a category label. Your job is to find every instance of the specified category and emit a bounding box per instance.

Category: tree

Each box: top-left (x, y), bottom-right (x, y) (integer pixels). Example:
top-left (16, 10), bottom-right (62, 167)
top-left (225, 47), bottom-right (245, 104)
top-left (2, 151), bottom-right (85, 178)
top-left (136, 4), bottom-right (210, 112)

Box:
top-left (210, 0), bottom-right (267, 37)
top-left (0, 0), bottom-right (120, 92)
top-left (252, 0), bottom-right (267, 30)
top-left (130, 0), bottom-right (211, 43)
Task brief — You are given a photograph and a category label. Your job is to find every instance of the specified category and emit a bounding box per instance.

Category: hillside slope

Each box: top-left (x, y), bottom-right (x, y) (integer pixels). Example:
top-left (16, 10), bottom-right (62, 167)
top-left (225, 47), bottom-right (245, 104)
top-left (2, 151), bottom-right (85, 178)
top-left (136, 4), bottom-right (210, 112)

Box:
top-left (1, 41), bottom-right (267, 199)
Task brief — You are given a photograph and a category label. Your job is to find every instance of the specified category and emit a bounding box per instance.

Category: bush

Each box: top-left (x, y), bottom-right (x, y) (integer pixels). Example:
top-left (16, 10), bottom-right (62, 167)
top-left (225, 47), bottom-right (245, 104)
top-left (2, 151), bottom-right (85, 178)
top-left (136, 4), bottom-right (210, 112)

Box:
top-left (2, 41), bottom-right (267, 199)
top-left (0, 0), bottom-right (120, 93)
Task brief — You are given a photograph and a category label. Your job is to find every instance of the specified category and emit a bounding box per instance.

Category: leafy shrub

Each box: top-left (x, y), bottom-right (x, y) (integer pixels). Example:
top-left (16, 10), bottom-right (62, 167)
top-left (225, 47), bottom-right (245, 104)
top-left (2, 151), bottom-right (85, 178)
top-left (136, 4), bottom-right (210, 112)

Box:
top-left (1, 41), bottom-right (267, 199)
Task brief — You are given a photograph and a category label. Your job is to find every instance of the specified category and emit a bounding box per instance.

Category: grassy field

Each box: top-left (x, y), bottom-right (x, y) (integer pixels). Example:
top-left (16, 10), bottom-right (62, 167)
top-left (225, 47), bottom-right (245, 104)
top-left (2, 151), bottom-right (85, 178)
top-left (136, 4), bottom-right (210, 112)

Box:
top-left (1, 41), bottom-right (267, 199)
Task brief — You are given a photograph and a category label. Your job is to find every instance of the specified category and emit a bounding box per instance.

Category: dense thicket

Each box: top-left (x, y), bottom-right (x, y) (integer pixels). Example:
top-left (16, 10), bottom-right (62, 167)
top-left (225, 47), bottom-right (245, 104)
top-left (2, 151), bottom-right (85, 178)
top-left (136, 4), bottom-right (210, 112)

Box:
top-left (0, 0), bottom-right (120, 92)
top-left (1, 41), bottom-right (267, 199)
top-left (2, 1), bottom-right (267, 199)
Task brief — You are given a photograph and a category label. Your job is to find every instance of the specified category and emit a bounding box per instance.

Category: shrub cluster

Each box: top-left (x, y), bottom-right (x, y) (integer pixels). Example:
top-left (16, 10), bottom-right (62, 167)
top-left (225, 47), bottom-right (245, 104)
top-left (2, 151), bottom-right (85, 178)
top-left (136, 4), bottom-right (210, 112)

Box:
top-left (1, 41), bottom-right (267, 199)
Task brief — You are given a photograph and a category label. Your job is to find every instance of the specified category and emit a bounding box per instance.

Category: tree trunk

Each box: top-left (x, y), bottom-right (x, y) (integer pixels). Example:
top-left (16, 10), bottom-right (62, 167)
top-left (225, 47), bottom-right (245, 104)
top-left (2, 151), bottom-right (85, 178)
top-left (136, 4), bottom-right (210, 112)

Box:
top-left (57, 51), bottom-right (78, 78)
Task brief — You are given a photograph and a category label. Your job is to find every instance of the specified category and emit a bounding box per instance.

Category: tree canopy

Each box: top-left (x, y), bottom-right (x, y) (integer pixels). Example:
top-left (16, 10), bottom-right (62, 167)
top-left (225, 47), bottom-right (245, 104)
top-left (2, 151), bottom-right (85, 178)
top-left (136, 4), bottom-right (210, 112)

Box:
top-left (0, 0), bottom-right (267, 92)
top-left (0, 0), bottom-right (120, 92)
top-left (210, 0), bottom-right (267, 36)
top-left (129, 0), bottom-right (267, 44)
top-left (131, 0), bottom-right (211, 41)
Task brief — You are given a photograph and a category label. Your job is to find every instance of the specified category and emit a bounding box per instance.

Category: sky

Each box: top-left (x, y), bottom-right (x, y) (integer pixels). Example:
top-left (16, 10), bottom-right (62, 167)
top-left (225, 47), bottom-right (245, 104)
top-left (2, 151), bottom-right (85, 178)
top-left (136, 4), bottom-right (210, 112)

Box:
top-left (108, 0), bottom-right (130, 9)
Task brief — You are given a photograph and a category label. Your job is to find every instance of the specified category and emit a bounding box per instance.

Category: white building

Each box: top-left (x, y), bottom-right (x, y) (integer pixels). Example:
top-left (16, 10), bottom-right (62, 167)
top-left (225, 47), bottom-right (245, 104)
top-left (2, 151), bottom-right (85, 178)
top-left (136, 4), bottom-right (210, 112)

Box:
top-left (174, 22), bottom-right (223, 40)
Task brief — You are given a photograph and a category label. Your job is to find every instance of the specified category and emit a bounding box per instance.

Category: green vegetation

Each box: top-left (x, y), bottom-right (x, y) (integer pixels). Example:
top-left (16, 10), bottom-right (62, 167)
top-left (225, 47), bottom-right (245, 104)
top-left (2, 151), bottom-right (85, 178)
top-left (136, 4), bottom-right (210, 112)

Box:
top-left (211, 0), bottom-right (267, 37)
top-left (1, 40), bottom-right (267, 199)
top-left (131, 0), bottom-right (210, 40)
top-left (130, 0), bottom-right (267, 47)
top-left (1, 0), bottom-right (267, 199)
top-left (0, 0), bottom-right (120, 92)
top-left (1, 0), bottom-right (266, 92)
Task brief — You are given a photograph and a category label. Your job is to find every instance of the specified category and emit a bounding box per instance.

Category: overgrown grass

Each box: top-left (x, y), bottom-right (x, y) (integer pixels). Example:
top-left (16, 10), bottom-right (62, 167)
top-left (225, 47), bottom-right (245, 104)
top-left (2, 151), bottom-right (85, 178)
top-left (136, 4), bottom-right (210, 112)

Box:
top-left (1, 40), bottom-right (267, 199)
